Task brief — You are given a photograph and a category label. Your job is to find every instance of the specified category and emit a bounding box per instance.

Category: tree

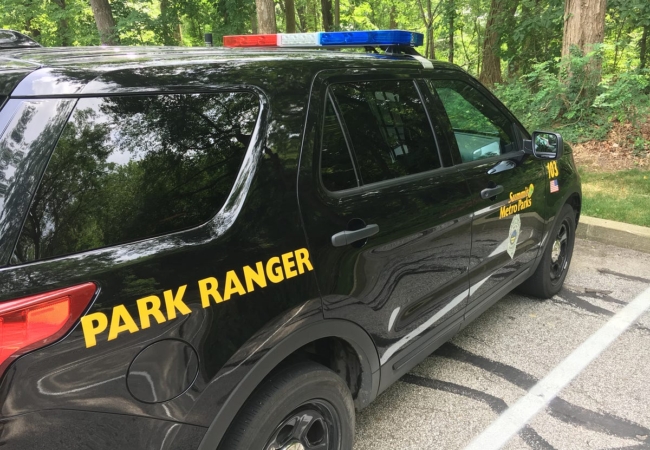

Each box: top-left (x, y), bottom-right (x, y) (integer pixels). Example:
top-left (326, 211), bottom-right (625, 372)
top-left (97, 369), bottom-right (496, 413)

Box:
top-left (608, 0), bottom-right (650, 70)
top-left (334, 0), bottom-right (340, 29)
top-left (642, 25), bottom-right (648, 69)
top-left (89, 0), bottom-right (119, 45)
top-left (51, 0), bottom-right (71, 46)
top-left (561, 0), bottom-right (606, 73)
top-left (479, 0), bottom-right (519, 87)
top-left (447, 0), bottom-right (455, 63)
top-left (321, 0), bottom-right (333, 31)
top-left (159, 0), bottom-right (182, 45)
top-left (417, 0), bottom-right (442, 59)
top-left (286, 0), bottom-right (296, 32)
top-left (256, 0), bottom-right (276, 33)
top-left (503, 0), bottom-right (563, 77)
top-left (389, 4), bottom-right (397, 29)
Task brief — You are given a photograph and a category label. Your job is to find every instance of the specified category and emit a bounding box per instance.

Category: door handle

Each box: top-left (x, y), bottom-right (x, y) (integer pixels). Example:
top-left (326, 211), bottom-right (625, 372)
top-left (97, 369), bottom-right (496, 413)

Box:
top-left (331, 224), bottom-right (379, 247)
top-left (481, 185), bottom-right (504, 199)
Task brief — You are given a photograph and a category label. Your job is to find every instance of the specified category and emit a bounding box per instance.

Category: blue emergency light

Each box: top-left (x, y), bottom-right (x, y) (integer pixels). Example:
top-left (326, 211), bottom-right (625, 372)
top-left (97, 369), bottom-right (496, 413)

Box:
top-left (223, 30), bottom-right (424, 48)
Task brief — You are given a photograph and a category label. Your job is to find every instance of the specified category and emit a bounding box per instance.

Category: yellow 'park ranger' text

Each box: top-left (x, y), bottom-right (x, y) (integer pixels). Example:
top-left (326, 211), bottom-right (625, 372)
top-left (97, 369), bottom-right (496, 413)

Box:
top-left (499, 184), bottom-right (534, 219)
top-left (80, 248), bottom-right (314, 348)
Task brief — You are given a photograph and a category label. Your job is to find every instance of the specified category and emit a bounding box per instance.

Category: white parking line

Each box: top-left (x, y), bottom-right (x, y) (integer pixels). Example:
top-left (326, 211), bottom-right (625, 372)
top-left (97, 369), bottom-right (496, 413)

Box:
top-left (464, 285), bottom-right (650, 450)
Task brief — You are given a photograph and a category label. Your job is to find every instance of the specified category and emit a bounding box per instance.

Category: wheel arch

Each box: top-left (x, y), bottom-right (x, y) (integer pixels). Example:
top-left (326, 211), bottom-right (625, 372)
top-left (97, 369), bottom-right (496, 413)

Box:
top-left (196, 318), bottom-right (380, 450)
top-left (566, 190), bottom-right (582, 222)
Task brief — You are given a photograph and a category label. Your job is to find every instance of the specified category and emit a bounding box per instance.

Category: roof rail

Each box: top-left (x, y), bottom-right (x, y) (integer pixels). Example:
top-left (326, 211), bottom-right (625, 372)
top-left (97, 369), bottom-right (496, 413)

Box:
top-left (0, 30), bottom-right (41, 49)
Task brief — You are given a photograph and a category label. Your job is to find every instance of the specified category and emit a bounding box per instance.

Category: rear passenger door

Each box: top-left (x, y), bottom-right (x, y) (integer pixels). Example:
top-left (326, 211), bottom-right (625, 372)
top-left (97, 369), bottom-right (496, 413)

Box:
top-left (298, 72), bottom-right (474, 387)
top-left (425, 76), bottom-right (546, 318)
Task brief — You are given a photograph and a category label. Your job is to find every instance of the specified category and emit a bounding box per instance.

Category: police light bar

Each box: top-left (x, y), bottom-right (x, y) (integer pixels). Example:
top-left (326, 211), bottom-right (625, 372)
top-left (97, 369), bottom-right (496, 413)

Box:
top-left (223, 30), bottom-right (424, 48)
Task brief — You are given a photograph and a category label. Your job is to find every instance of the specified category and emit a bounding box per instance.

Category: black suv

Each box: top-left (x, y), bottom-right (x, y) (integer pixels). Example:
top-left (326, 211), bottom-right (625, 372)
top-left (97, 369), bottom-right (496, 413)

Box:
top-left (0, 34), bottom-right (580, 450)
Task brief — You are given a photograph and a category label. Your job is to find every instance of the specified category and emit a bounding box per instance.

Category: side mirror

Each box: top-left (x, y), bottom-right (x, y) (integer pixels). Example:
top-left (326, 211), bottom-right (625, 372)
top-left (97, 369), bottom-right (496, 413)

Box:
top-left (532, 131), bottom-right (563, 160)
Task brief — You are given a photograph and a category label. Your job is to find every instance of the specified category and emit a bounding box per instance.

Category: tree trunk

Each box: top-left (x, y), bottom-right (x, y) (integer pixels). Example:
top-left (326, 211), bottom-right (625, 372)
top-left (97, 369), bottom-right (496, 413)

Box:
top-left (160, 0), bottom-right (182, 45)
top-left (51, 0), bottom-right (71, 46)
top-left (59, 18), bottom-right (71, 46)
top-left (89, 0), bottom-right (119, 45)
top-left (25, 1), bottom-right (42, 41)
top-left (256, 0), bottom-right (277, 34)
top-left (334, 0), bottom-right (340, 30)
top-left (26, 19), bottom-right (41, 40)
top-left (174, 24), bottom-right (182, 44)
top-left (479, 0), bottom-right (504, 86)
top-left (479, 0), bottom-right (518, 87)
top-left (313, 0), bottom-right (321, 30)
top-left (561, 0), bottom-right (606, 83)
top-left (286, 0), bottom-right (296, 33)
top-left (296, 5), bottom-right (307, 31)
top-left (448, 0), bottom-right (454, 63)
top-left (426, 27), bottom-right (435, 59)
top-left (419, 0), bottom-right (439, 59)
top-left (640, 25), bottom-right (648, 70)
top-left (321, 0), bottom-right (333, 31)
top-left (562, 0), bottom-right (607, 58)
top-left (389, 5), bottom-right (397, 29)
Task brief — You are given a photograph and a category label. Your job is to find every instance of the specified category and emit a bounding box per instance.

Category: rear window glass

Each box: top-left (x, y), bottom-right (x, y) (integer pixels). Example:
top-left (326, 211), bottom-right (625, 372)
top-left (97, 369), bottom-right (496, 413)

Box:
top-left (13, 92), bottom-right (260, 263)
top-left (330, 80), bottom-right (441, 185)
top-left (0, 99), bottom-right (76, 265)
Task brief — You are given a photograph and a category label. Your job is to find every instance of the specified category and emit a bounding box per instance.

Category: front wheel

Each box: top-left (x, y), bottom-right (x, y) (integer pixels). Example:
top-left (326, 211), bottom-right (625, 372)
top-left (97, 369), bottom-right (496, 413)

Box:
top-left (517, 203), bottom-right (576, 299)
top-left (220, 361), bottom-right (355, 450)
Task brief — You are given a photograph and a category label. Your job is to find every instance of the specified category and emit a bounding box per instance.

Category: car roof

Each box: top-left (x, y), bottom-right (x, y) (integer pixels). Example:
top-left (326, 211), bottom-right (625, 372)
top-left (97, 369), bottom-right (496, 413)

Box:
top-left (0, 46), bottom-right (462, 97)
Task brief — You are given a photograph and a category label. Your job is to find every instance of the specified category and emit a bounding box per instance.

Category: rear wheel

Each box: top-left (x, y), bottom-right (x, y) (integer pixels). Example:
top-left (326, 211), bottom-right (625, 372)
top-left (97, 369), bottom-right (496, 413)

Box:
top-left (517, 203), bottom-right (576, 299)
top-left (220, 361), bottom-right (355, 450)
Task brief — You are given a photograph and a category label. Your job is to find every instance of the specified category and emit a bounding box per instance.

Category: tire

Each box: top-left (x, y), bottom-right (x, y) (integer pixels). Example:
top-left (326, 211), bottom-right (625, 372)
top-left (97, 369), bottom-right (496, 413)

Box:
top-left (517, 203), bottom-right (576, 299)
top-left (219, 361), bottom-right (355, 450)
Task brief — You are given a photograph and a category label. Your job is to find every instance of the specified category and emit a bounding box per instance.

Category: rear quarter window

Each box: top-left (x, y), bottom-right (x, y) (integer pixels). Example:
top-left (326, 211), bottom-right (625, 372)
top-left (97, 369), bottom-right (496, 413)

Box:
top-left (13, 92), bottom-right (260, 263)
top-left (0, 98), bottom-right (76, 265)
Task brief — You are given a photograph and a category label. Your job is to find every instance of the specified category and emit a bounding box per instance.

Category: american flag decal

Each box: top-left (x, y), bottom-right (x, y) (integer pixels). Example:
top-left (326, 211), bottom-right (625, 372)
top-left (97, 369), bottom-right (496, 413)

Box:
top-left (550, 179), bottom-right (559, 193)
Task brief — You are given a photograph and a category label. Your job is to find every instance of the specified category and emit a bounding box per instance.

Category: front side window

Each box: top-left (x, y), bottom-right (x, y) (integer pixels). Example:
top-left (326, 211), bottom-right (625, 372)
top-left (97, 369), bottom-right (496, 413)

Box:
top-left (329, 80), bottom-right (441, 185)
top-left (428, 79), bottom-right (517, 163)
top-left (14, 92), bottom-right (260, 263)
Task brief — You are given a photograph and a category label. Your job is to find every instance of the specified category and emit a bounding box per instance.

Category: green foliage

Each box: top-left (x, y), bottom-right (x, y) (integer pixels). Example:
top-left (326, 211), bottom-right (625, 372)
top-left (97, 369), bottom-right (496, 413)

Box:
top-left (501, 0), bottom-right (564, 76)
top-left (494, 50), bottom-right (650, 145)
top-left (594, 70), bottom-right (650, 126)
top-left (1, 0), bottom-right (650, 149)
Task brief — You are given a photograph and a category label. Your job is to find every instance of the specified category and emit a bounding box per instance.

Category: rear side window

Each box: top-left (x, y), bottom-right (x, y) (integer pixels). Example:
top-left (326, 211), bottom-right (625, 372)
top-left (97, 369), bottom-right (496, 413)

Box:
top-left (329, 80), bottom-right (440, 185)
top-left (13, 92), bottom-right (260, 263)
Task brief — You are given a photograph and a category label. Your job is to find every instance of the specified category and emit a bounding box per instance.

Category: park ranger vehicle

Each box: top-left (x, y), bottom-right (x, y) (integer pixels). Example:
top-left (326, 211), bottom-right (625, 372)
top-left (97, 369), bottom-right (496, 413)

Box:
top-left (0, 29), bottom-right (580, 450)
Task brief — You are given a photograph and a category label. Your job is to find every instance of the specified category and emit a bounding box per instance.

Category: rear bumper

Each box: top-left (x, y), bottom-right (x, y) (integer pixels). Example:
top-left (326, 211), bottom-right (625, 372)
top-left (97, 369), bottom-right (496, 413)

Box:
top-left (0, 409), bottom-right (206, 449)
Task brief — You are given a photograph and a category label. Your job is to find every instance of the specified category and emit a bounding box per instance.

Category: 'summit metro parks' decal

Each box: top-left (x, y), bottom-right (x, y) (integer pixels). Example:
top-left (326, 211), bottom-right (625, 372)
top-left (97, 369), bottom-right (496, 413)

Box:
top-left (80, 248), bottom-right (314, 348)
top-left (499, 184), bottom-right (534, 219)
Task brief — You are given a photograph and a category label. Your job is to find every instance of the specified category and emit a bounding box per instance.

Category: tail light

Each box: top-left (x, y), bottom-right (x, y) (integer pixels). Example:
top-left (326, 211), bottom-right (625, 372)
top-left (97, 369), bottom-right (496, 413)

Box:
top-left (0, 282), bottom-right (97, 377)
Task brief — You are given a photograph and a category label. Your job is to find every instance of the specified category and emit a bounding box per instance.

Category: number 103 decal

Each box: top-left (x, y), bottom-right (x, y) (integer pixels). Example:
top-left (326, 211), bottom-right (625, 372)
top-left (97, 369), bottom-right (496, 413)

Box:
top-left (547, 161), bottom-right (559, 179)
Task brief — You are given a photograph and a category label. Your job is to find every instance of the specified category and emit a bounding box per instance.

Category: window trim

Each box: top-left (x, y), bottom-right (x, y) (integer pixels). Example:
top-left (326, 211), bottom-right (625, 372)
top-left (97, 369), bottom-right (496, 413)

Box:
top-left (318, 76), bottom-right (446, 196)
top-left (323, 163), bottom-right (462, 199)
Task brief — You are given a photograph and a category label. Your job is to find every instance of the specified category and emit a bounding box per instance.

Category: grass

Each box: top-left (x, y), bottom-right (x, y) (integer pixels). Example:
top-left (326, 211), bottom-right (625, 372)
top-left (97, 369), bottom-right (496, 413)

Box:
top-left (579, 169), bottom-right (650, 227)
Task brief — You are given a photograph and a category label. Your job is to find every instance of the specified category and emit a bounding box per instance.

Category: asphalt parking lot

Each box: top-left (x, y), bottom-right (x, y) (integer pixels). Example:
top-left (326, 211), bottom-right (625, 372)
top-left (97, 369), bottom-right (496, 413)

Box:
top-left (354, 238), bottom-right (650, 450)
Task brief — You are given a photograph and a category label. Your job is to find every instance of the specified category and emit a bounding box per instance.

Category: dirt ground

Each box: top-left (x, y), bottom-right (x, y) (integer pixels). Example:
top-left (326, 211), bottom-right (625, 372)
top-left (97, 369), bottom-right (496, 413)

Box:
top-left (572, 121), bottom-right (650, 172)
